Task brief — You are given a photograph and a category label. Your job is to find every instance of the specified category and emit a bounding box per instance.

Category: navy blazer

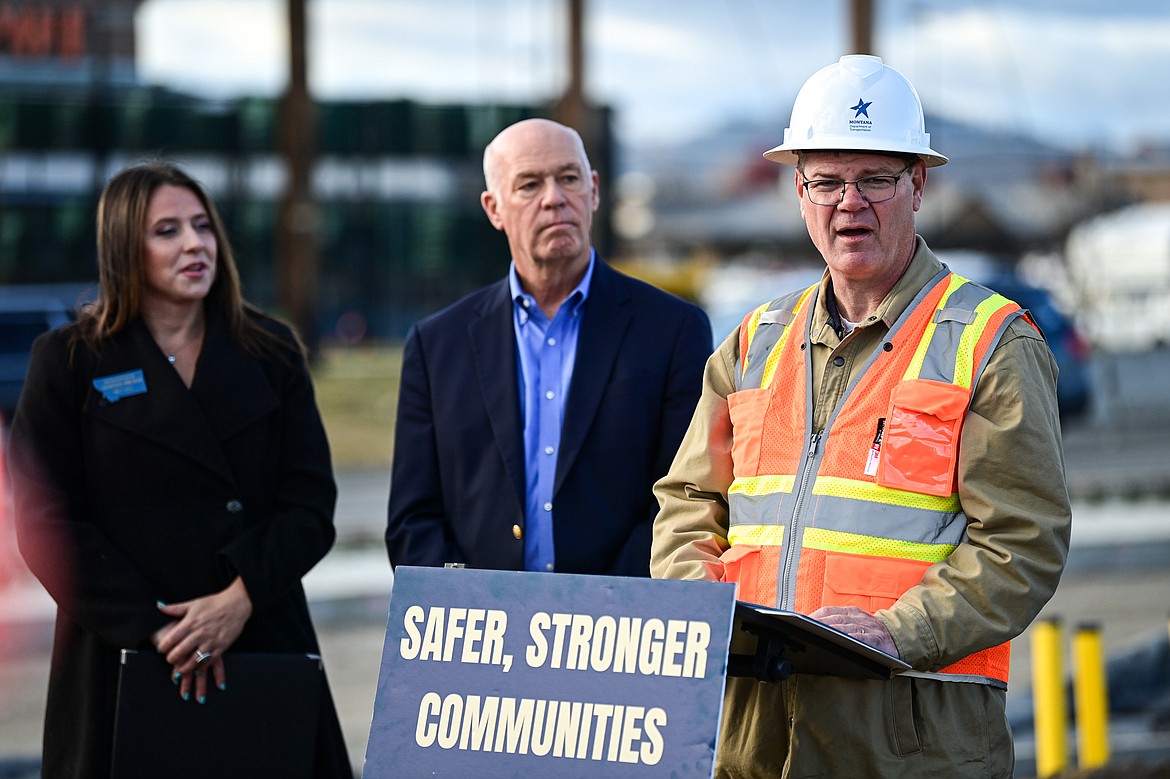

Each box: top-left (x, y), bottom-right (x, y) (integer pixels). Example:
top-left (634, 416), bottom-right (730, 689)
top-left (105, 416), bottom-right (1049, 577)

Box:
top-left (386, 259), bottom-right (711, 576)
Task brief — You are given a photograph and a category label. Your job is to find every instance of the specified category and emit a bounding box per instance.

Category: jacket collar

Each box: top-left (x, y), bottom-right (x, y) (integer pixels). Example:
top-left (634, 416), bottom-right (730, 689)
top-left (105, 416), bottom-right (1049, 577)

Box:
top-left (555, 258), bottom-right (632, 495)
top-left (83, 311), bottom-right (279, 483)
top-left (466, 257), bottom-right (635, 503)
top-left (812, 236), bottom-right (944, 342)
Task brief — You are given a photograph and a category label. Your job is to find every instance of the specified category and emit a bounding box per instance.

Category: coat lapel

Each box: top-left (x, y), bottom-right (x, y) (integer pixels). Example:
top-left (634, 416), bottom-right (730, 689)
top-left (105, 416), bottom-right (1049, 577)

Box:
top-left (190, 314), bottom-right (281, 443)
top-left (469, 281), bottom-right (526, 509)
top-left (555, 260), bottom-right (631, 495)
top-left (83, 315), bottom-right (278, 484)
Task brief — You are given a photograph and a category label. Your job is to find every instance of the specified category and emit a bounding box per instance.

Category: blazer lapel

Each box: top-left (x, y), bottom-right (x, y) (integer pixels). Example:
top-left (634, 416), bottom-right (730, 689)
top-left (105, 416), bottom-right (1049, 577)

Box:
top-left (469, 280), bottom-right (526, 508)
top-left (555, 260), bottom-right (631, 495)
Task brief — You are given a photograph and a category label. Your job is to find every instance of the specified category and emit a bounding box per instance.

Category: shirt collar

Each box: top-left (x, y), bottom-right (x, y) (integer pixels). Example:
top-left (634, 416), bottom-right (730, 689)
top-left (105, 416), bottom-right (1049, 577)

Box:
top-left (811, 236), bottom-right (943, 343)
top-left (509, 250), bottom-right (595, 320)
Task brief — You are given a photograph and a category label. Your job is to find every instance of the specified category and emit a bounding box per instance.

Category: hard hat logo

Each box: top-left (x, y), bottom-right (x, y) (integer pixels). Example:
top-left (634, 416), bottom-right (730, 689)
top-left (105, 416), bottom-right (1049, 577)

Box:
top-left (849, 97), bottom-right (874, 133)
top-left (763, 55), bottom-right (948, 168)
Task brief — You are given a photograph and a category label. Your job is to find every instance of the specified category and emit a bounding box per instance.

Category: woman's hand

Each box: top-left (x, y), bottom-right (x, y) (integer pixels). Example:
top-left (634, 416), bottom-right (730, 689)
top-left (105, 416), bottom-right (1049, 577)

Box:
top-left (152, 576), bottom-right (253, 703)
top-left (809, 604), bottom-right (900, 658)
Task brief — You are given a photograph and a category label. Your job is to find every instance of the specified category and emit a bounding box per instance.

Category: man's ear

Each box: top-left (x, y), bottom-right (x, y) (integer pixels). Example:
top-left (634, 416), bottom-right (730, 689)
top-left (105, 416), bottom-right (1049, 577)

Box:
top-left (794, 170), bottom-right (806, 219)
top-left (481, 191), bottom-right (504, 230)
top-left (911, 164), bottom-right (927, 213)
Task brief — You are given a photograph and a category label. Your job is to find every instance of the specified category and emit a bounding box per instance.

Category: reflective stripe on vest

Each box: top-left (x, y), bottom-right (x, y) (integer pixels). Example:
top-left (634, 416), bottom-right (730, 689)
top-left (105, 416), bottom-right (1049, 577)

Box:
top-left (724, 270), bottom-right (1024, 687)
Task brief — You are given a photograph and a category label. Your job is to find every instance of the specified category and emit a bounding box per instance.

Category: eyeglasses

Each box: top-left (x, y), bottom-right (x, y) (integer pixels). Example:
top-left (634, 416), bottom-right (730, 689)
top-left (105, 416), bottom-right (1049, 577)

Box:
top-left (800, 164), bottom-right (914, 206)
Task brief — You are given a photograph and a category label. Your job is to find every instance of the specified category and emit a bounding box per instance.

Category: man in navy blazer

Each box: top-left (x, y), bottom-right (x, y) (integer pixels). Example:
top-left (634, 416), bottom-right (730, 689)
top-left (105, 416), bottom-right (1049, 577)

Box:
top-left (386, 118), bottom-right (711, 576)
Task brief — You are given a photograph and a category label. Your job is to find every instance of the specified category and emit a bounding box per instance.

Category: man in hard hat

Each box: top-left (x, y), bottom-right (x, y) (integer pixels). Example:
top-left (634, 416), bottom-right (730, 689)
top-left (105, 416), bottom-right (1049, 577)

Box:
top-left (651, 55), bottom-right (1070, 777)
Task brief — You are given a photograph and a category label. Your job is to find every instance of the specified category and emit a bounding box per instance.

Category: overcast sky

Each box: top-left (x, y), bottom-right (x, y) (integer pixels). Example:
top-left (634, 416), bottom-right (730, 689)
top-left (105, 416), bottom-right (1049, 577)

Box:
top-left (136, 0), bottom-right (1170, 155)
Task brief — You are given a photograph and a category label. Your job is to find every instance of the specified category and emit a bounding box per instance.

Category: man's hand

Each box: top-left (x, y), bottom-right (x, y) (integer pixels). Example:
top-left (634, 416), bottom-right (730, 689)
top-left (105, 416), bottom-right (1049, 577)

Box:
top-left (809, 604), bottom-right (900, 658)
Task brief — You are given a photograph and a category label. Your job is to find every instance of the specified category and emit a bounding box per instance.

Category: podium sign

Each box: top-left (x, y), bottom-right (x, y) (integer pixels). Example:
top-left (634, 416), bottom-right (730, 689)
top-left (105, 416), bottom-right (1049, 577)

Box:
top-left (365, 567), bottom-right (736, 778)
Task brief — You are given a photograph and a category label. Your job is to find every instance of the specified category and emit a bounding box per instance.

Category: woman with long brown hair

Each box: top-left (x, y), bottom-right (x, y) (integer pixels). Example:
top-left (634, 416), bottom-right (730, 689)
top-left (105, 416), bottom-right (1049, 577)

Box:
top-left (9, 161), bottom-right (352, 777)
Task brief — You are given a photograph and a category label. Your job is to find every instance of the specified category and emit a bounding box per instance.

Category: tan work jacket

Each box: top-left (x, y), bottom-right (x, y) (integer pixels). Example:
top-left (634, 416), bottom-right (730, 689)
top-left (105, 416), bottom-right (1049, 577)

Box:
top-left (651, 239), bottom-right (1071, 778)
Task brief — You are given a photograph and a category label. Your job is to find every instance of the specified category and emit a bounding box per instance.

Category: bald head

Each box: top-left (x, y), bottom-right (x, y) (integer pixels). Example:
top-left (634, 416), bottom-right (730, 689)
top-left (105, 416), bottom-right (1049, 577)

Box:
top-left (483, 118), bottom-right (592, 194)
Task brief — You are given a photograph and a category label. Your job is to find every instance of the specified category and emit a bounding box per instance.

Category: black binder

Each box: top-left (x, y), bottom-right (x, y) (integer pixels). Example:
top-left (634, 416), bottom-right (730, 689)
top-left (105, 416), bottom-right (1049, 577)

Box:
top-left (729, 601), bottom-right (913, 682)
top-left (111, 649), bottom-right (323, 779)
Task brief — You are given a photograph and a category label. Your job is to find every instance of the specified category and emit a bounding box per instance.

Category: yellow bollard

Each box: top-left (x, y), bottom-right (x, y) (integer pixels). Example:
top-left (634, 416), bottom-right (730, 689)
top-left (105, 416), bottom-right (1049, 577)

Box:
top-left (1032, 618), bottom-right (1068, 778)
top-left (1072, 622), bottom-right (1111, 769)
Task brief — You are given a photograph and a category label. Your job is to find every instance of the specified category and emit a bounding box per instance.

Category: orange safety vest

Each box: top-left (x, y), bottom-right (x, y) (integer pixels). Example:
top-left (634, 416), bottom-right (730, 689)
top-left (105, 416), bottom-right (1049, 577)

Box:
top-left (722, 270), bottom-right (1028, 687)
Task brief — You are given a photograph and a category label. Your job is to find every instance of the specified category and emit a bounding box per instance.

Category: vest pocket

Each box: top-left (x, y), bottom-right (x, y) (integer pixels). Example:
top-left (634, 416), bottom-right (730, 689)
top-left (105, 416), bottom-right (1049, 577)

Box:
top-left (720, 544), bottom-right (779, 606)
top-left (875, 379), bottom-right (970, 498)
top-left (821, 552), bottom-right (933, 612)
top-left (727, 388), bottom-right (769, 478)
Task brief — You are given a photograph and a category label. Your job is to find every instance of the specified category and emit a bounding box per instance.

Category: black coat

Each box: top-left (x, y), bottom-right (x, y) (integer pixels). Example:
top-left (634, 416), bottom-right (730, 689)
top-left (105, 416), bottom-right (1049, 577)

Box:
top-left (386, 258), bottom-right (712, 575)
top-left (9, 311), bottom-right (351, 778)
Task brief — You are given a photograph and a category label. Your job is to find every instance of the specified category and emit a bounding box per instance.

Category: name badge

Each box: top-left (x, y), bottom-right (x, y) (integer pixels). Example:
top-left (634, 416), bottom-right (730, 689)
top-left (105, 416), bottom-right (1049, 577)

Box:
top-left (93, 369), bottom-right (148, 403)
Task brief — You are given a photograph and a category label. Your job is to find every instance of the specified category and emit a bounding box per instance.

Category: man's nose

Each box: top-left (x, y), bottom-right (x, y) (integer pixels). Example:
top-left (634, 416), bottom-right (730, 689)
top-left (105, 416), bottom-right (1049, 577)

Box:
top-left (837, 182), bottom-right (870, 210)
top-left (540, 178), bottom-right (567, 206)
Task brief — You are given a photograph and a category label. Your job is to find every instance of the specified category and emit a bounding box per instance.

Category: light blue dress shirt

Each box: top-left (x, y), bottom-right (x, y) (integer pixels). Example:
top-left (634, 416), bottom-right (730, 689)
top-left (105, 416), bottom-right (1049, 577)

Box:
top-left (509, 252), bottom-right (595, 573)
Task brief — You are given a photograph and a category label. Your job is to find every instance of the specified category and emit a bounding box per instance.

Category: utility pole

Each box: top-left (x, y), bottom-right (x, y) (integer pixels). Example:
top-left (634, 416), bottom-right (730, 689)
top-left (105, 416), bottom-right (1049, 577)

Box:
top-left (553, 0), bottom-right (586, 133)
top-left (850, 0), bottom-right (874, 54)
top-left (552, 0), bottom-right (612, 255)
top-left (276, 0), bottom-right (320, 347)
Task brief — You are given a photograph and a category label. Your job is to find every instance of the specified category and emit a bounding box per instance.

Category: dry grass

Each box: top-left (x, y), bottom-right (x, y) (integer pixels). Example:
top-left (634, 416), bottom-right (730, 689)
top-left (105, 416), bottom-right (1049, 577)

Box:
top-left (310, 342), bottom-right (403, 470)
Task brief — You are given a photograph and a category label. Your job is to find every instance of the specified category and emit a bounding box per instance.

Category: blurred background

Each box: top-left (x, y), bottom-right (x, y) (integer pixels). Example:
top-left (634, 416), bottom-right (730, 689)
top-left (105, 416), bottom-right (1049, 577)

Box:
top-left (2, 1), bottom-right (1170, 777)
top-left (2, 0), bottom-right (1169, 360)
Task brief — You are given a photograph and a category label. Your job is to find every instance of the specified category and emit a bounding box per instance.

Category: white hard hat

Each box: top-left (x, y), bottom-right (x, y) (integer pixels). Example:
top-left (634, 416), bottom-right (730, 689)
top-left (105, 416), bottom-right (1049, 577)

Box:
top-left (764, 54), bottom-right (947, 167)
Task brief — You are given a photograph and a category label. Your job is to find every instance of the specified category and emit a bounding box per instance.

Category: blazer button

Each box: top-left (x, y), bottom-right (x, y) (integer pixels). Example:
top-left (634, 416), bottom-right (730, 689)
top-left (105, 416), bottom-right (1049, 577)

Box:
top-left (512, 524), bottom-right (523, 540)
top-left (226, 500), bottom-right (244, 513)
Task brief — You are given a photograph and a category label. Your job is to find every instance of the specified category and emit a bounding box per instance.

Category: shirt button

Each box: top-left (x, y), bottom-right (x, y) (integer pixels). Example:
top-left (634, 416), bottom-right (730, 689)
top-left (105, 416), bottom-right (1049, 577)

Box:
top-left (512, 524), bottom-right (523, 540)
top-left (544, 446), bottom-right (555, 455)
top-left (543, 502), bottom-right (553, 512)
top-left (545, 563), bottom-right (554, 572)
top-left (545, 390), bottom-right (555, 400)
top-left (833, 356), bottom-right (845, 367)
top-left (226, 499), bottom-right (244, 513)
top-left (547, 337), bottom-right (557, 346)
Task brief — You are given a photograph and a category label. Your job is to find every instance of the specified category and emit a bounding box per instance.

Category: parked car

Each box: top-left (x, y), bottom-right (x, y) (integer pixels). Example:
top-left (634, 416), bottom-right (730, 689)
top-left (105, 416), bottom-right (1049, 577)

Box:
top-left (0, 294), bottom-right (72, 424)
top-left (938, 251), bottom-right (1092, 419)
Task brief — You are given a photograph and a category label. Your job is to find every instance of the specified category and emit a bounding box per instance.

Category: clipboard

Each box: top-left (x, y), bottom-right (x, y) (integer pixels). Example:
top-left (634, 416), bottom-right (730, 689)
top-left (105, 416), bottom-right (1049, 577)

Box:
top-left (729, 601), bottom-right (912, 682)
top-left (111, 650), bottom-right (323, 779)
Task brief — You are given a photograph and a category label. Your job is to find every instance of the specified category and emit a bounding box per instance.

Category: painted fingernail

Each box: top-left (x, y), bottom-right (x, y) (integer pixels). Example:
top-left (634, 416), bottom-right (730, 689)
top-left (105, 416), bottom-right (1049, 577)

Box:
top-left (173, 672), bottom-right (182, 684)
top-left (156, 600), bottom-right (167, 607)
top-left (198, 695), bottom-right (207, 705)
top-left (182, 691), bottom-right (190, 702)
top-left (218, 682), bottom-right (227, 691)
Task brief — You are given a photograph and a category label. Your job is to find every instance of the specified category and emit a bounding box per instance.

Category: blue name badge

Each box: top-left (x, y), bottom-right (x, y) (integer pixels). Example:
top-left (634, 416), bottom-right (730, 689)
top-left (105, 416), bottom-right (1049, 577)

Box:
top-left (365, 567), bottom-right (736, 778)
top-left (93, 369), bottom-right (148, 403)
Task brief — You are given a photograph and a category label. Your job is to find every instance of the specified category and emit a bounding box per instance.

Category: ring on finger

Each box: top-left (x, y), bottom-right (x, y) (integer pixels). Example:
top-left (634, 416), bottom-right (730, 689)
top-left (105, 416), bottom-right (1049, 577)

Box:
top-left (194, 649), bottom-right (213, 665)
